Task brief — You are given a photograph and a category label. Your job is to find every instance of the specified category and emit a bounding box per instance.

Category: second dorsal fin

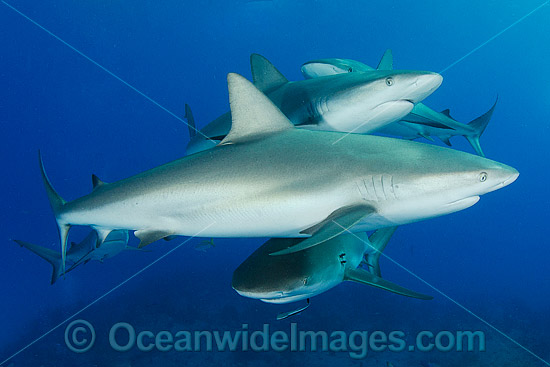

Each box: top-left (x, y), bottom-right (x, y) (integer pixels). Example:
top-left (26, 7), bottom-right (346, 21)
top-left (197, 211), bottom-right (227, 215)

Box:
top-left (91, 174), bottom-right (106, 189)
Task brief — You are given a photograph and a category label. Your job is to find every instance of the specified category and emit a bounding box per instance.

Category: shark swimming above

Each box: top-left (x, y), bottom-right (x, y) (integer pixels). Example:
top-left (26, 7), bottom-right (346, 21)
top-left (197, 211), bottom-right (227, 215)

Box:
top-left (38, 72), bottom-right (518, 271)
top-left (301, 51), bottom-right (496, 156)
top-left (232, 227), bottom-right (431, 319)
top-left (185, 53), bottom-right (442, 154)
top-left (13, 230), bottom-right (133, 284)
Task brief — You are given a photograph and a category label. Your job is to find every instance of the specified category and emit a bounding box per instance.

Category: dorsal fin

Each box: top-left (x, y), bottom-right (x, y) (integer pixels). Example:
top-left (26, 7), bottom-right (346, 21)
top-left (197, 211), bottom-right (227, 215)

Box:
top-left (440, 109), bottom-right (453, 119)
top-left (91, 174), bottom-right (106, 189)
top-left (440, 135), bottom-right (452, 146)
top-left (220, 73), bottom-right (293, 145)
top-left (184, 103), bottom-right (197, 138)
top-left (250, 54), bottom-right (288, 93)
top-left (376, 49), bottom-right (393, 70)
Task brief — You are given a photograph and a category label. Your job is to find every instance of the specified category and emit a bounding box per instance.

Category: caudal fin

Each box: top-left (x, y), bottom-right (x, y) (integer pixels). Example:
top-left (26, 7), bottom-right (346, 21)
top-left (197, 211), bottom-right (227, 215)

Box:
top-left (13, 239), bottom-right (63, 284)
top-left (465, 97), bottom-right (498, 157)
top-left (38, 151), bottom-right (70, 273)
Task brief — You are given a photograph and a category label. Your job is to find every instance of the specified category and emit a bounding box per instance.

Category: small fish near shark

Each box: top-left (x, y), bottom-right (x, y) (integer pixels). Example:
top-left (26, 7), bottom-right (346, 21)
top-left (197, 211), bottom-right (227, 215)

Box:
top-left (301, 51), bottom-right (496, 156)
top-left (185, 53), bottom-right (442, 154)
top-left (36, 73), bottom-right (517, 273)
top-left (232, 227), bottom-right (431, 320)
top-left (13, 230), bottom-right (136, 284)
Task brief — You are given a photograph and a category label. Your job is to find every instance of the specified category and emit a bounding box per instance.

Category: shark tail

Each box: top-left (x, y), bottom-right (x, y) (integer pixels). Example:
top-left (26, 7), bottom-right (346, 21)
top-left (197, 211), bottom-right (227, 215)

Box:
top-left (364, 227), bottom-right (397, 277)
top-left (13, 239), bottom-right (63, 284)
top-left (38, 151), bottom-right (70, 273)
top-left (464, 97), bottom-right (498, 157)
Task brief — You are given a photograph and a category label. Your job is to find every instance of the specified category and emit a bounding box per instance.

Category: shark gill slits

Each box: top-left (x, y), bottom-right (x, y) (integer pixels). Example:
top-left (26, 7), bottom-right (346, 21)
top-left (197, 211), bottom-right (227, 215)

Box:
top-left (385, 77), bottom-right (394, 86)
top-left (339, 252), bottom-right (347, 264)
top-left (479, 172), bottom-right (488, 182)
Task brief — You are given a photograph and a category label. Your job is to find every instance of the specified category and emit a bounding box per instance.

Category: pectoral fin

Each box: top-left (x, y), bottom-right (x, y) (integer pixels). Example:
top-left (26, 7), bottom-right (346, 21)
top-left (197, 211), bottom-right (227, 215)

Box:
top-left (344, 268), bottom-right (432, 300)
top-left (270, 204), bottom-right (375, 256)
top-left (364, 226), bottom-right (398, 277)
top-left (135, 229), bottom-right (175, 248)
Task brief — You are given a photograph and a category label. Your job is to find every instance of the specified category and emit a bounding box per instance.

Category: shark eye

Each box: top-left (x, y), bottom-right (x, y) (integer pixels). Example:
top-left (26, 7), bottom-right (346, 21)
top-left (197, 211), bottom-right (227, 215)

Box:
top-left (348, 67), bottom-right (353, 73)
top-left (385, 77), bottom-right (394, 86)
top-left (479, 172), bottom-right (488, 182)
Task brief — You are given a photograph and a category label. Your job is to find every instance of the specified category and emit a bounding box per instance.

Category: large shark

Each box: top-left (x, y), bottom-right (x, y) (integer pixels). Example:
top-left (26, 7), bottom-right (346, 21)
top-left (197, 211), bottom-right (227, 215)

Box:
top-left (38, 73), bottom-right (518, 271)
top-left (232, 227), bottom-right (429, 319)
top-left (185, 54), bottom-right (442, 154)
top-left (301, 51), bottom-right (495, 156)
top-left (13, 230), bottom-right (133, 284)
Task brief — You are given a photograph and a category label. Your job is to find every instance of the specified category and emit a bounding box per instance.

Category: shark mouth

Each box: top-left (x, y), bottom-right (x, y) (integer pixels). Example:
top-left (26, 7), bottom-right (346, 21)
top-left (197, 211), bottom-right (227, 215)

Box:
top-left (444, 196), bottom-right (480, 210)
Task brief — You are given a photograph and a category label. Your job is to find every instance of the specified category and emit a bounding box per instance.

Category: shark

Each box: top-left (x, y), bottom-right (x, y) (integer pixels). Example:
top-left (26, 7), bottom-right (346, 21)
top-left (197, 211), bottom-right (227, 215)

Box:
top-left (37, 72), bottom-right (518, 271)
top-left (13, 230), bottom-right (133, 284)
top-left (301, 51), bottom-right (496, 156)
top-left (232, 227), bottom-right (430, 319)
top-left (185, 53), bottom-right (442, 154)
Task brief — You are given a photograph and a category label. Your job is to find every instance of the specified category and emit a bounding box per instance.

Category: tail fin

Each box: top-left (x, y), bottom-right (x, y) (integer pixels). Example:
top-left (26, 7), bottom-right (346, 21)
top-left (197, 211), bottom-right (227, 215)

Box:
top-left (364, 227), bottom-right (397, 277)
top-left (185, 103), bottom-right (197, 138)
top-left (376, 49), bottom-right (393, 70)
top-left (464, 97), bottom-right (498, 157)
top-left (38, 151), bottom-right (70, 273)
top-left (13, 240), bottom-right (63, 284)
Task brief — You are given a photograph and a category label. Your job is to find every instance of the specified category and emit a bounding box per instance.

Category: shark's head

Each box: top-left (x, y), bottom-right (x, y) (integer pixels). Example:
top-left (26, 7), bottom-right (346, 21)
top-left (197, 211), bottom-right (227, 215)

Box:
top-left (301, 70), bottom-right (442, 133)
top-left (301, 58), bottom-right (374, 78)
top-left (232, 236), bottom-right (364, 304)
top-left (373, 142), bottom-right (519, 224)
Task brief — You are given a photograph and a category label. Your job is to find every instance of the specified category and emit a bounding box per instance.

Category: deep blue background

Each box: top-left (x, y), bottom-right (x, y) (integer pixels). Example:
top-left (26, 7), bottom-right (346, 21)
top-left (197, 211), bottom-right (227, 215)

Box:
top-left (1, 1), bottom-right (549, 366)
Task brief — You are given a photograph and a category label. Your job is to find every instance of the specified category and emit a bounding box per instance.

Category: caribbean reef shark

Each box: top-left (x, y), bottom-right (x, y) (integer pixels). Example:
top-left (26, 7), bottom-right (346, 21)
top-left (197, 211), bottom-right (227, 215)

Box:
top-left (185, 53), bottom-right (442, 154)
top-left (232, 227), bottom-right (429, 319)
top-left (38, 73), bottom-right (518, 271)
top-left (301, 51), bottom-right (496, 156)
top-left (13, 230), bottom-right (133, 284)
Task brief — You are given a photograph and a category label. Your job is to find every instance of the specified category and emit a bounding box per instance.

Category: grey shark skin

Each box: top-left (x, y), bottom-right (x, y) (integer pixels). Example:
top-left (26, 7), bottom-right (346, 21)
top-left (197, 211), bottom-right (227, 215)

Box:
top-left (232, 228), bottom-right (431, 305)
top-left (13, 230), bottom-right (131, 284)
top-left (301, 52), bottom-right (495, 156)
top-left (185, 54), bottom-right (442, 155)
top-left (39, 73), bottom-right (518, 269)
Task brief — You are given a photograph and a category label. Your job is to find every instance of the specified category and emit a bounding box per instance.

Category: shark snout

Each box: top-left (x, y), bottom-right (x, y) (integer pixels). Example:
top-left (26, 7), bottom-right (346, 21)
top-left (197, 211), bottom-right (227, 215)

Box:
top-left (487, 165), bottom-right (519, 193)
top-left (503, 169), bottom-right (519, 186)
top-left (405, 72), bottom-right (443, 103)
top-left (477, 163), bottom-right (519, 195)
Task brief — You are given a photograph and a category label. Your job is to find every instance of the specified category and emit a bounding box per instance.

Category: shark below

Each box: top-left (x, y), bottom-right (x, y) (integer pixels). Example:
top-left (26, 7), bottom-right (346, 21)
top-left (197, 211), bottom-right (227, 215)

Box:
top-left (232, 227), bottom-right (431, 319)
top-left (37, 73), bottom-right (518, 271)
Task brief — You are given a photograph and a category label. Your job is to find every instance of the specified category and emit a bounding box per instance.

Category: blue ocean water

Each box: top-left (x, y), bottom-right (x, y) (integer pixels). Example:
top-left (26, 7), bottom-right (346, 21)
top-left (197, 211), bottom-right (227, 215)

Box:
top-left (1, 0), bottom-right (549, 366)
